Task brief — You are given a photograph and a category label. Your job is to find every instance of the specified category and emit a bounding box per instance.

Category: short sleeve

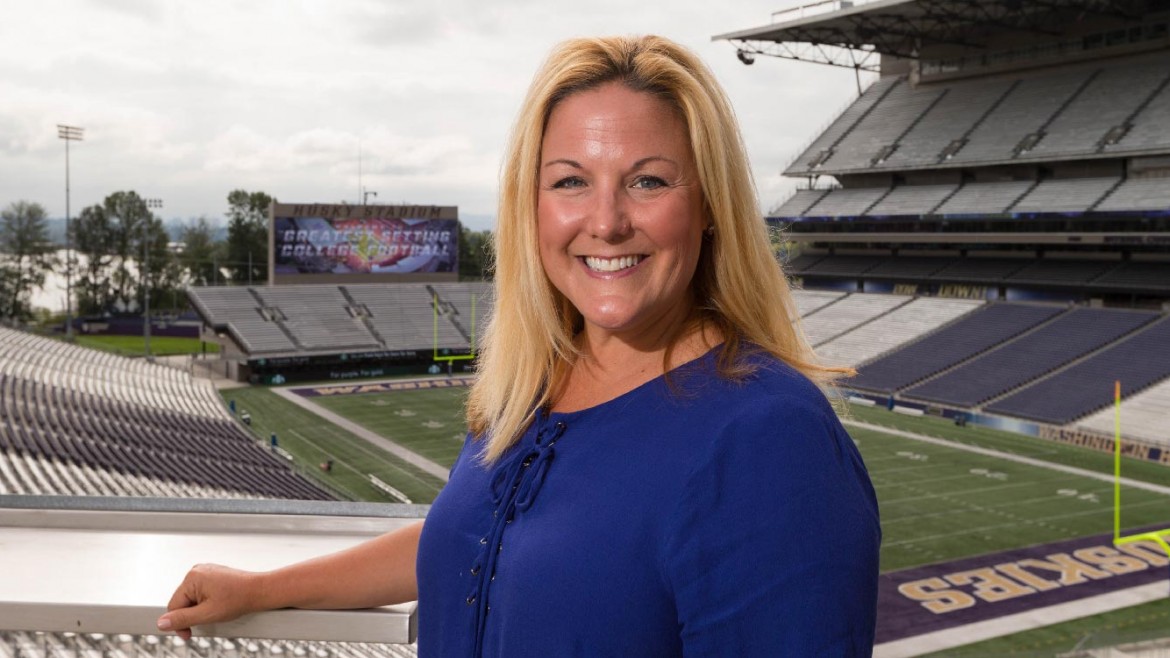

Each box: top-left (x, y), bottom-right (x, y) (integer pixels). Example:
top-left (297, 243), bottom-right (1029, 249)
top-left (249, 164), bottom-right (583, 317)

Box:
top-left (661, 394), bottom-right (880, 657)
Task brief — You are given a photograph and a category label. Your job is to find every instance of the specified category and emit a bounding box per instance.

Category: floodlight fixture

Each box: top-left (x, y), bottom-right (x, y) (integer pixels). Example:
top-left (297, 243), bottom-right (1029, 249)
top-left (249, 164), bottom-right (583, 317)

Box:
top-left (142, 198), bottom-right (163, 359)
top-left (57, 124), bottom-right (84, 340)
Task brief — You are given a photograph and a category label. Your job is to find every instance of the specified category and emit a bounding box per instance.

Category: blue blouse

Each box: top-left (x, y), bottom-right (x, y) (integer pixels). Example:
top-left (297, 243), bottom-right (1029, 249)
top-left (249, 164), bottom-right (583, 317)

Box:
top-left (416, 347), bottom-right (880, 657)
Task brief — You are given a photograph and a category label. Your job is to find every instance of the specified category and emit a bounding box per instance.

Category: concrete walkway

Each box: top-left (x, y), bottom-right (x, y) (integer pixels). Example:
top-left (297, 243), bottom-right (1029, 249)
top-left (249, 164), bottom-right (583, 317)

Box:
top-left (272, 387), bottom-right (450, 482)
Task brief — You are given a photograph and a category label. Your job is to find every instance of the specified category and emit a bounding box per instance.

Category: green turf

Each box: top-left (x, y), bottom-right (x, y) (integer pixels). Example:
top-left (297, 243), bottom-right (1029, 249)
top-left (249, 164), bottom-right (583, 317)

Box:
top-left (847, 403), bottom-right (1170, 488)
top-left (310, 385), bottom-right (470, 469)
top-left (851, 421), bottom-right (1170, 572)
top-left (71, 334), bottom-right (220, 357)
top-left (233, 380), bottom-right (1170, 654)
top-left (221, 386), bottom-right (446, 504)
top-left (272, 383), bottom-right (1170, 572)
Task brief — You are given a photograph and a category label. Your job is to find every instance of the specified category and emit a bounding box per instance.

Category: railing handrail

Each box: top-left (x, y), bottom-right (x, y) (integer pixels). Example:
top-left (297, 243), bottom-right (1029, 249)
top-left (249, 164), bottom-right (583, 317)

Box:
top-left (1, 496), bottom-right (423, 643)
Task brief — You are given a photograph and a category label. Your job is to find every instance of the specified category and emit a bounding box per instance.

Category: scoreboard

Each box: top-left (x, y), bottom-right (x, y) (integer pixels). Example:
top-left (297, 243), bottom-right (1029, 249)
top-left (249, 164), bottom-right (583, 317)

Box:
top-left (269, 203), bottom-right (459, 284)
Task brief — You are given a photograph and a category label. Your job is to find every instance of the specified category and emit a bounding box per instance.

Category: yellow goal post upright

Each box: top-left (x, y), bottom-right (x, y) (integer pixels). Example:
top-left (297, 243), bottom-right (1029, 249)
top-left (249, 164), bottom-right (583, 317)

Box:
top-left (433, 292), bottom-right (479, 365)
top-left (1112, 379), bottom-right (1170, 557)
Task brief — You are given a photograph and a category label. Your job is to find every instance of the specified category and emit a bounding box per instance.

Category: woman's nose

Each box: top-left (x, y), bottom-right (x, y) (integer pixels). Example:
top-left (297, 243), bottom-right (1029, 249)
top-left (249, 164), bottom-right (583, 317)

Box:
top-left (585, 185), bottom-right (631, 241)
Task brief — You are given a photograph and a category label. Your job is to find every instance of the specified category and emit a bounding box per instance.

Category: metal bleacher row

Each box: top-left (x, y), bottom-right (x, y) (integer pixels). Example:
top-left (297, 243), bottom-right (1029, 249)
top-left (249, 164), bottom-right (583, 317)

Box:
top-left (771, 51), bottom-right (1170, 220)
top-left (0, 623), bottom-right (419, 658)
top-left (1079, 376), bottom-right (1170, 446)
top-left (775, 175), bottom-right (1170, 218)
top-left (789, 254), bottom-right (1170, 292)
top-left (789, 290), bottom-right (986, 367)
top-left (189, 283), bottom-right (493, 356)
top-left (789, 53), bottom-right (1170, 175)
top-left (840, 299), bottom-right (1170, 437)
top-left (0, 327), bottom-right (328, 499)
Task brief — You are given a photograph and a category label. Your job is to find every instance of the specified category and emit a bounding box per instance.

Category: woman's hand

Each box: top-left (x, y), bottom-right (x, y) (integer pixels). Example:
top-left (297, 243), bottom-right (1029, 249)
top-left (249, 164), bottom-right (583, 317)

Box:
top-left (157, 564), bottom-right (266, 640)
top-left (155, 521), bottom-right (424, 640)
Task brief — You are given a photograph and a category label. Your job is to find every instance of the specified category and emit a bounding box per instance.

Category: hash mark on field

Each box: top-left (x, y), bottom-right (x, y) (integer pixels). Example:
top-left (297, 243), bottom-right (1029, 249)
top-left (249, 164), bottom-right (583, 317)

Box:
top-left (871, 469), bottom-right (999, 488)
top-left (876, 474), bottom-right (1073, 504)
top-left (886, 497), bottom-right (1169, 548)
top-left (881, 485), bottom-right (1113, 526)
top-left (845, 419), bottom-right (1170, 496)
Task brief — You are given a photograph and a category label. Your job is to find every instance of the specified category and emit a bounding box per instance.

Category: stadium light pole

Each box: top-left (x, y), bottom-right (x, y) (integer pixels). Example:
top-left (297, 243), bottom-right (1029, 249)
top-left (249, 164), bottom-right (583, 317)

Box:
top-left (57, 124), bottom-right (84, 341)
top-left (143, 198), bottom-right (163, 361)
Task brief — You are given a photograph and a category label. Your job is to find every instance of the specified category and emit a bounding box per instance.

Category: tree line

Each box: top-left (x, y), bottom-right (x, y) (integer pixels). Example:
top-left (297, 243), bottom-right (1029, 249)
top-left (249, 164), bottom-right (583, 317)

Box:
top-left (0, 190), bottom-right (273, 322)
top-left (0, 190), bottom-right (493, 324)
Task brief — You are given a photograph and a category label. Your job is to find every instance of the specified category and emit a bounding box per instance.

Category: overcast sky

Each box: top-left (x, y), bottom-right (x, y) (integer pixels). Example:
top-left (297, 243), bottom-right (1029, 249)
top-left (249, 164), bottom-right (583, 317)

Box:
top-left (0, 0), bottom-right (872, 231)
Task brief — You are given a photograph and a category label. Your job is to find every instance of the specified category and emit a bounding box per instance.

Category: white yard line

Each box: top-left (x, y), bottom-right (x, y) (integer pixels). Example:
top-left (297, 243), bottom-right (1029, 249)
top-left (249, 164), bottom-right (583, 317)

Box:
top-left (884, 497), bottom-right (1167, 548)
top-left (879, 475), bottom-right (1073, 506)
top-left (845, 420), bottom-right (1170, 496)
top-left (273, 387), bottom-right (450, 482)
top-left (873, 582), bottom-right (1170, 658)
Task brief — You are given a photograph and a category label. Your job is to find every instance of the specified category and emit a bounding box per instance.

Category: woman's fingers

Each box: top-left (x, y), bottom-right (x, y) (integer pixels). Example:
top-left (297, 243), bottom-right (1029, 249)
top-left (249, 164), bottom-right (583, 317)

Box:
top-left (157, 564), bottom-right (255, 638)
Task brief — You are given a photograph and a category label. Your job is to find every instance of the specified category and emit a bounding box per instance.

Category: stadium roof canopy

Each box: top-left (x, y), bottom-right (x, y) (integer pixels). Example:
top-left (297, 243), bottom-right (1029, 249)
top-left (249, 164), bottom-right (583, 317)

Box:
top-left (714, 0), bottom-right (1153, 71)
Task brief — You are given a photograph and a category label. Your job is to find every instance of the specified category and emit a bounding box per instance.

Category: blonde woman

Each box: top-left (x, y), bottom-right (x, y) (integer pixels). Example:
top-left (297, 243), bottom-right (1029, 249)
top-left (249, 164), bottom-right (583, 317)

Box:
top-left (160, 35), bottom-right (880, 656)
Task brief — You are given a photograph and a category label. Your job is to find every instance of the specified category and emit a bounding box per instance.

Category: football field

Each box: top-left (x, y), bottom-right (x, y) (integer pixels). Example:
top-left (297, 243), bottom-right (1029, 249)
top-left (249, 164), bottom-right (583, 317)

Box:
top-left (234, 380), bottom-right (1170, 655)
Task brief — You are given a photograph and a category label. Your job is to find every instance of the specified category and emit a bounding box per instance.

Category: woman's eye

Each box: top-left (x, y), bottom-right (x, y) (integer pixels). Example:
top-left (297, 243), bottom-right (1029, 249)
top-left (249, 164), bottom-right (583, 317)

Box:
top-left (632, 176), bottom-right (667, 190)
top-left (551, 176), bottom-right (585, 189)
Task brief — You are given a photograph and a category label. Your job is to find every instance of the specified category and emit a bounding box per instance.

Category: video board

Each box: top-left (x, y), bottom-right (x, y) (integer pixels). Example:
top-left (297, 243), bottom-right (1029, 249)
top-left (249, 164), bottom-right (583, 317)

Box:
top-left (270, 203), bottom-right (459, 284)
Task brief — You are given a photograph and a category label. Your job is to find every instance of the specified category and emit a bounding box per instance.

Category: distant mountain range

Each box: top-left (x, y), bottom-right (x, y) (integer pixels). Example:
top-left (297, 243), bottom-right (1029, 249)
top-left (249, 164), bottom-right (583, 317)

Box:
top-left (43, 217), bottom-right (227, 245)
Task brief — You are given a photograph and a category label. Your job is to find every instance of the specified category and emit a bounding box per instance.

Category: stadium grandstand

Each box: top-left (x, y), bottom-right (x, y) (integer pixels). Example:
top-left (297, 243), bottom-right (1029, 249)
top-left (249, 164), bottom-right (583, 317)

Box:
top-left (717, 0), bottom-right (1170, 451)
top-left (0, 325), bottom-right (421, 654)
top-left (0, 326), bottom-right (327, 499)
top-left (187, 282), bottom-right (492, 383)
top-left (712, 0), bottom-right (1170, 652)
top-left (8, 1), bottom-right (1170, 655)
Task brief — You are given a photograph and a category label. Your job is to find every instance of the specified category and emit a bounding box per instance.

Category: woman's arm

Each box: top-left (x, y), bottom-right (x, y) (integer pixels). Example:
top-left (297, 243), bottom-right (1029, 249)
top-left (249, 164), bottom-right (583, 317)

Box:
top-left (664, 397), bottom-right (880, 655)
top-left (158, 520), bottom-right (423, 639)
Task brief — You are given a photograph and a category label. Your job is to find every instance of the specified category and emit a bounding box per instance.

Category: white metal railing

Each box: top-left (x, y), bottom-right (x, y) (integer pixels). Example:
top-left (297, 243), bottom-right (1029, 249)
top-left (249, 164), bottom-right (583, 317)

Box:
top-left (0, 496), bottom-right (424, 644)
top-left (771, 0), bottom-right (884, 25)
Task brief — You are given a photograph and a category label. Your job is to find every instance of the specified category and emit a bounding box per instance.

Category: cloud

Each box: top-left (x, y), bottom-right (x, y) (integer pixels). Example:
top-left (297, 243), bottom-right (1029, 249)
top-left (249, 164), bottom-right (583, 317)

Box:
top-left (0, 0), bottom-right (862, 220)
top-left (204, 125), bottom-right (475, 181)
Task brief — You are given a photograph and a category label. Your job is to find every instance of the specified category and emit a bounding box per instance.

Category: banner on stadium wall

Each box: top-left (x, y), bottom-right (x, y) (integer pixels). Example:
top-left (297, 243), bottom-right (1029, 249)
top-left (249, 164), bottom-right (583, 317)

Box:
top-left (270, 203), bottom-right (459, 279)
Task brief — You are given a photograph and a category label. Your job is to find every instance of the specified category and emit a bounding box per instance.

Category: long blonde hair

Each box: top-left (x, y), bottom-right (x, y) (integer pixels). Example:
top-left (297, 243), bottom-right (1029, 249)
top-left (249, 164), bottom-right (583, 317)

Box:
top-left (467, 35), bottom-right (846, 462)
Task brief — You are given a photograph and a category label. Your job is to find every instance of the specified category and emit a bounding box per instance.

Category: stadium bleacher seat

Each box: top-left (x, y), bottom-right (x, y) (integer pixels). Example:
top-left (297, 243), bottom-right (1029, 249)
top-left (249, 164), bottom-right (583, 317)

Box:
top-left (848, 303), bottom-right (1065, 393)
top-left (1095, 178), bottom-right (1170, 211)
top-left (803, 187), bottom-right (890, 217)
top-left (1092, 261), bottom-right (1170, 292)
top-left (189, 283), bottom-right (489, 356)
top-left (816, 297), bottom-right (983, 367)
top-left (1027, 59), bottom-right (1170, 159)
top-left (799, 293), bottom-right (911, 346)
top-left (934, 181), bottom-right (1035, 215)
top-left (866, 184), bottom-right (957, 216)
top-left (1010, 177), bottom-right (1120, 214)
top-left (789, 55), bottom-right (1170, 174)
top-left (789, 289), bottom-right (846, 317)
top-left (788, 75), bottom-right (903, 171)
top-left (1005, 258), bottom-right (1120, 285)
top-left (903, 308), bottom-right (1158, 407)
top-left (0, 327), bottom-right (328, 500)
top-left (773, 189), bottom-right (830, 217)
top-left (985, 317), bottom-right (1170, 424)
top-left (1077, 376), bottom-right (1170, 447)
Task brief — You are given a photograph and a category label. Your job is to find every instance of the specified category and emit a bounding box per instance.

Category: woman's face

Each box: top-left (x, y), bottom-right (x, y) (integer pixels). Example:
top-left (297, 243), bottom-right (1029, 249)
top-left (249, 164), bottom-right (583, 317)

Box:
top-left (537, 82), bottom-right (705, 341)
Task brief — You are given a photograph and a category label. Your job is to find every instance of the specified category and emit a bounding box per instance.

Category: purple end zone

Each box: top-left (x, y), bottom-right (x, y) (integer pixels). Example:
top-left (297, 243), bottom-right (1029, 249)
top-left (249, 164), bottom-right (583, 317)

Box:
top-left (877, 526), bottom-right (1170, 644)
